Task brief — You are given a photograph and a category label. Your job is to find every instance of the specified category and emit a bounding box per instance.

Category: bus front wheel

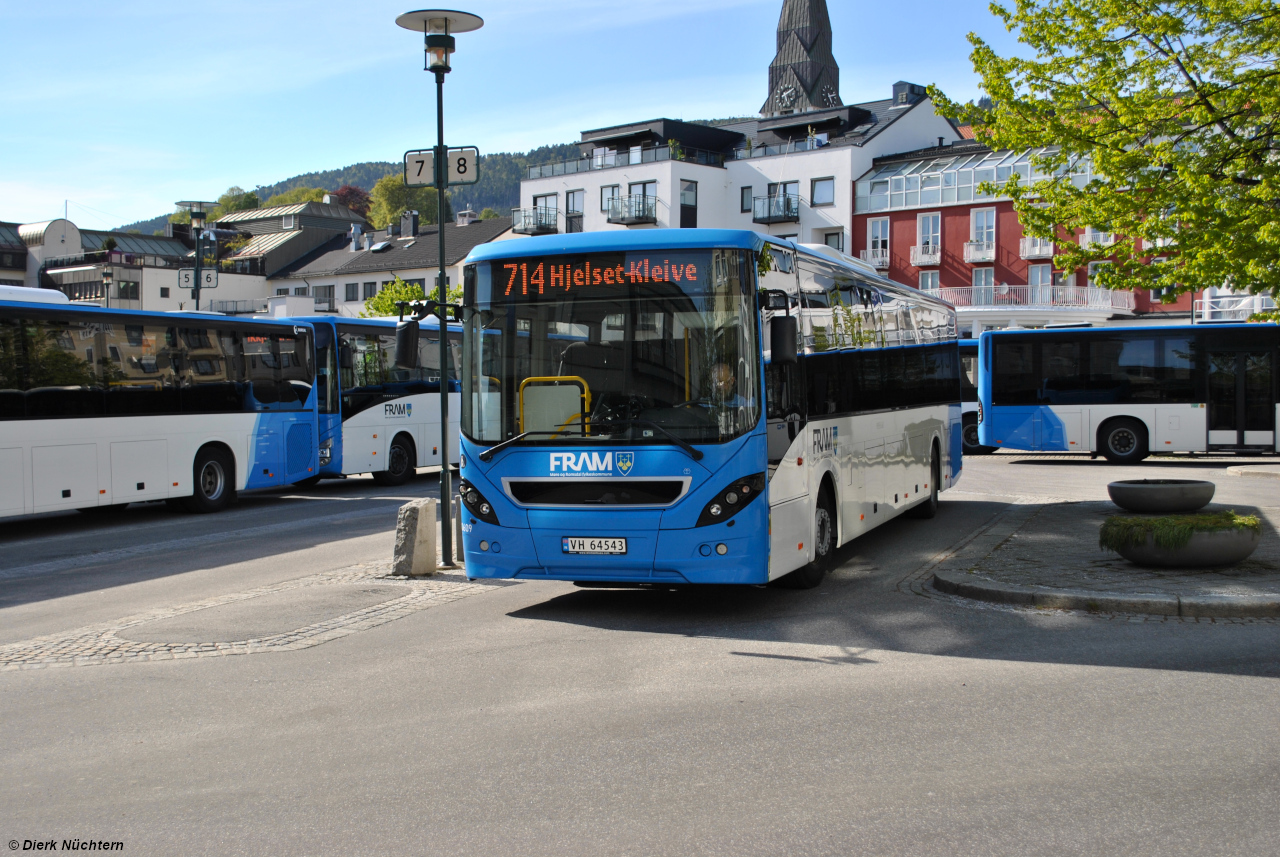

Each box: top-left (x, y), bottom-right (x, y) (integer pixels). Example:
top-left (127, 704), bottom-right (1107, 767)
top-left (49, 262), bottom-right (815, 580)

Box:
top-left (185, 446), bottom-right (235, 514)
top-left (776, 490), bottom-right (835, 590)
top-left (373, 436), bottom-right (415, 486)
top-left (1099, 418), bottom-right (1149, 465)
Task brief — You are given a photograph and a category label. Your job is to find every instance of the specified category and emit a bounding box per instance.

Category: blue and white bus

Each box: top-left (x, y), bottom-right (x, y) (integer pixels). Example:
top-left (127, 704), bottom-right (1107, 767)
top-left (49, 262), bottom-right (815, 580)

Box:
top-left (977, 324), bottom-right (1280, 462)
top-left (0, 287), bottom-right (319, 517)
top-left (959, 338), bottom-right (994, 455)
top-left (452, 230), bottom-right (961, 589)
top-left (296, 315), bottom-right (461, 486)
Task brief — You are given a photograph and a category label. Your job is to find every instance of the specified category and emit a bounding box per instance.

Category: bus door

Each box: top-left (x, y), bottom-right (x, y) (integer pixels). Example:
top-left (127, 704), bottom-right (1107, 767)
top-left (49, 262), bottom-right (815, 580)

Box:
top-left (1207, 348), bottom-right (1275, 448)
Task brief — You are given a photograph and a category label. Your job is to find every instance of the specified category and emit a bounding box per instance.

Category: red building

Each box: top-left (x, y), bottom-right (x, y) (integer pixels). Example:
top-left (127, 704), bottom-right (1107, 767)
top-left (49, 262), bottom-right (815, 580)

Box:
top-left (851, 141), bottom-right (1195, 335)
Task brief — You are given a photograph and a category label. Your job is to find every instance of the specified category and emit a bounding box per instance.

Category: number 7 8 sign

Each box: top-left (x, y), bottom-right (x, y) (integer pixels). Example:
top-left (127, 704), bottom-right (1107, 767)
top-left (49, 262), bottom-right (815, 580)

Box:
top-left (403, 146), bottom-right (480, 187)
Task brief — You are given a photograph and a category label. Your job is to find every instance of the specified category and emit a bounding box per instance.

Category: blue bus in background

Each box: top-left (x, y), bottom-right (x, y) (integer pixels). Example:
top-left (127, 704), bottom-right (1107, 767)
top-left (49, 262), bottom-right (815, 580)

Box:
top-left (977, 324), bottom-right (1279, 463)
top-left (452, 230), bottom-right (962, 589)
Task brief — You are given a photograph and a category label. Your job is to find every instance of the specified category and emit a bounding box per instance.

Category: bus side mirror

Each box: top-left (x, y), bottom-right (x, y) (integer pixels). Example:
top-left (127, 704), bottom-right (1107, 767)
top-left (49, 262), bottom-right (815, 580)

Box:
top-left (771, 315), bottom-right (798, 364)
top-left (338, 344), bottom-right (354, 370)
top-left (395, 320), bottom-right (420, 370)
top-left (758, 290), bottom-right (789, 311)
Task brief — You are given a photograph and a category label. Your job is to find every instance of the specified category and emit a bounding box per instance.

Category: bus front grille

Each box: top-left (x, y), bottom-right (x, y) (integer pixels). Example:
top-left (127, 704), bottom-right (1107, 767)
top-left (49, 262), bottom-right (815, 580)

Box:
top-left (507, 480), bottom-right (686, 507)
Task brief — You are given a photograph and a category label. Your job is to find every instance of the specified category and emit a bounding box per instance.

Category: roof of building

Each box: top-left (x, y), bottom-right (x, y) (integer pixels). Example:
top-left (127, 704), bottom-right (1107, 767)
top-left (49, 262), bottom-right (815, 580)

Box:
top-left (274, 216), bottom-right (513, 280)
top-left (215, 201), bottom-right (368, 225)
top-left (231, 230), bottom-right (306, 259)
top-left (0, 222), bottom-right (24, 251)
top-left (80, 230), bottom-right (189, 257)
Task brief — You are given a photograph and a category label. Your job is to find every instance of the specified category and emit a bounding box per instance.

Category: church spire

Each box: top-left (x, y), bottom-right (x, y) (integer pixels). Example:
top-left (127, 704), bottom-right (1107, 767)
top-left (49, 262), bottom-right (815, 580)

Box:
top-left (760, 0), bottom-right (842, 116)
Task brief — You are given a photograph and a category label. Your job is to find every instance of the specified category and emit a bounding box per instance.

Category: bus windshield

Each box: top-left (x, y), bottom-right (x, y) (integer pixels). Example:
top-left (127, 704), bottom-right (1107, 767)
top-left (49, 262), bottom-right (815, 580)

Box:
top-left (462, 248), bottom-right (759, 446)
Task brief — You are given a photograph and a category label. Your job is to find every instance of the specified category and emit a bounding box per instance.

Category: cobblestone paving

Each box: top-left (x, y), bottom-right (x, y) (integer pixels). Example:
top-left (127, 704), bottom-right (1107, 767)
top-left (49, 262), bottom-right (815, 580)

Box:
top-left (897, 497), bottom-right (1280, 624)
top-left (0, 563), bottom-right (518, 672)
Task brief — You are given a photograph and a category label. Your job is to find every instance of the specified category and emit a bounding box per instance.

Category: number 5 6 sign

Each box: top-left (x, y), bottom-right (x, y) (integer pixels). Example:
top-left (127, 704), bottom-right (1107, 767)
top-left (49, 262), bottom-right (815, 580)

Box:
top-left (403, 146), bottom-right (480, 187)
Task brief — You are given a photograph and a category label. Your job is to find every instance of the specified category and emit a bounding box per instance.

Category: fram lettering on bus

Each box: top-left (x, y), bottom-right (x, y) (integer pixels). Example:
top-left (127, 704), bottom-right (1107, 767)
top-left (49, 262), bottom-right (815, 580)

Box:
top-left (384, 402), bottom-right (412, 419)
top-left (812, 426), bottom-right (838, 457)
top-left (550, 452), bottom-right (613, 473)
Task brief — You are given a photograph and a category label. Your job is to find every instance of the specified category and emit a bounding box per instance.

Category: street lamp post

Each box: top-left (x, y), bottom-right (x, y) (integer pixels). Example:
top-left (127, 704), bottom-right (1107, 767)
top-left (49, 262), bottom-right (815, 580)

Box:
top-left (176, 201), bottom-right (216, 311)
top-left (396, 9), bottom-right (483, 568)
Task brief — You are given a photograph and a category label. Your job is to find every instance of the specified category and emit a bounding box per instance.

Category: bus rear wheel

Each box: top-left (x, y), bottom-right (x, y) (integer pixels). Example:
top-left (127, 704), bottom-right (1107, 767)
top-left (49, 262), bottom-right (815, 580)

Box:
top-left (184, 446), bottom-right (235, 513)
top-left (1100, 418), bottom-right (1149, 465)
top-left (776, 490), bottom-right (835, 590)
top-left (373, 436), bottom-right (415, 486)
top-left (962, 414), bottom-right (995, 455)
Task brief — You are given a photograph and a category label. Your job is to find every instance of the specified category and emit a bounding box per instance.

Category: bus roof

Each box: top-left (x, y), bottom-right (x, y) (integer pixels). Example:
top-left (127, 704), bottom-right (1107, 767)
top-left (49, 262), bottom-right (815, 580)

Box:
top-left (464, 229), bottom-right (768, 264)
top-left (0, 299), bottom-right (316, 329)
top-left (288, 314), bottom-right (460, 331)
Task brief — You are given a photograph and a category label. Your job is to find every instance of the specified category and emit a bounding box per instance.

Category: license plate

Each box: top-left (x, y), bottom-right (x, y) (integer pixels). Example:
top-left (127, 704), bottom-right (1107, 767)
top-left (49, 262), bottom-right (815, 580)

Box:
top-left (562, 537), bottom-right (627, 555)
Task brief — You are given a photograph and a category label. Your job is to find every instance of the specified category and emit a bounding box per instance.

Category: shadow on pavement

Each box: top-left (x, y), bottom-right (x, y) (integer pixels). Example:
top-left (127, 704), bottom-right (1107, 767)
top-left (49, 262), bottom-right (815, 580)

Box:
top-left (507, 500), bottom-right (1280, 680)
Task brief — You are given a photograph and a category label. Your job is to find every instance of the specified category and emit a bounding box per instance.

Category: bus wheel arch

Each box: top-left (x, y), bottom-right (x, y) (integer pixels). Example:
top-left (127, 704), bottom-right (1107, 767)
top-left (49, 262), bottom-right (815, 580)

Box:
top-left (775, 478), bottom-right (836, 590)
top-left (908, 439), bottom-right (941, 519)
top-left (185, 442), bottom-right (237, 513)
top-left (1097, 417), bottom-right (1149, 465)
top-left (373, 433), bottom-right (417, 486)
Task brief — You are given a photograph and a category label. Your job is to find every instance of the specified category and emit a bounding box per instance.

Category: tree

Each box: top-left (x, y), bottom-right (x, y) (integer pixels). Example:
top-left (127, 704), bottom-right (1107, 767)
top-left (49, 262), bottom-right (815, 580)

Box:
top-left (263, 186), bottom-right (327, 208)
top-left (479, 207), bottom-right (500, 220)
top-left (367, 174), bottom-right (450, 229)
top-left (212, 186), bottom-right (260, 219)
top-left (361, 276), bottom-right (424, 318)
top-left (933, 0), bottom-right (1280, 298)
top-left (333, 184), bottom-right (372, 216)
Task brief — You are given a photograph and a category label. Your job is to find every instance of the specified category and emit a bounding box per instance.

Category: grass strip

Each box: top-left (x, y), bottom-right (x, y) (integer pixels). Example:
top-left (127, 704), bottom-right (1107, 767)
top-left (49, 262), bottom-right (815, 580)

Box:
top-left (1099, 510), bottom-right (1260, 552)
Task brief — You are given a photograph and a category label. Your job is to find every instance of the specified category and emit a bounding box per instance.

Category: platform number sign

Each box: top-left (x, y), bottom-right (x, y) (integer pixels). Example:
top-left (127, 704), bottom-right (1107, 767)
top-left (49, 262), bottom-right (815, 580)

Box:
top-left (403, 146), bottom-right (480, 188)
top-left (178, 268), bottom-right (217, 290)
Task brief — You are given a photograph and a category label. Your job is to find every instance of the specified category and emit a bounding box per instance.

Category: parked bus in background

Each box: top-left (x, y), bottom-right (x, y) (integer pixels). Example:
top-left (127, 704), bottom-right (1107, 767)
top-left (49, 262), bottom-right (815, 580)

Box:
top-left (295, 315), bottom-right (461, 486)
top-left (959, 338), bottom-right (994, 455)
top-left (448, 230), bottom-right (961, 589)
top-left (0, 287), bottom-right (318, 518)
top-left (977, 324), bottom-right (1280, 463)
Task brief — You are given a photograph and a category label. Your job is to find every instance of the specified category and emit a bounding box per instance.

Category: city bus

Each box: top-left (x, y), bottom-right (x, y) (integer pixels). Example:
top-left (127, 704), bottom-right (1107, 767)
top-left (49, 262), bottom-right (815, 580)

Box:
top-left (977, 324), bottom-right (1280, 463)
top-left (959, 338), bottom-right (993, 455)
top-left (449, 230), bottom-right (962, 589)
top-left (294, 315), bottom-right (461, 487)
top-left (0, 289), bottom-right (318, 518)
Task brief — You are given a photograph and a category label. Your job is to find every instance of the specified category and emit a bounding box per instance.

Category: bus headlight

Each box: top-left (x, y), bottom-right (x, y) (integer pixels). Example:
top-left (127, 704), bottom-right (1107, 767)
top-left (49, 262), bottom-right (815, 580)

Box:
top-left (459, 479), bottom-right (500, 525)
top-left (318, 437), bottom-right (333, 465)
top-left (977, 401), bottom-right (984, 424)
top-left (696, 473), bottom-right (765, 527)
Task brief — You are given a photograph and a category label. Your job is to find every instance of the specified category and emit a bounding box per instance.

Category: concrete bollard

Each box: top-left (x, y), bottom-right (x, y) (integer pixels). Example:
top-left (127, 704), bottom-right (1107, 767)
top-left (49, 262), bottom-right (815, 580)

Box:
top-left (393, 498), bottom-right (437, 577)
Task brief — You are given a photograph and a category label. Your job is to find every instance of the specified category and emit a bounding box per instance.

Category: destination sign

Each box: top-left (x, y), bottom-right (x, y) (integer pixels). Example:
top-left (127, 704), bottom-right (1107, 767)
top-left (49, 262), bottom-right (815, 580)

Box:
top-left (500, 256), bottom-right (702, 297)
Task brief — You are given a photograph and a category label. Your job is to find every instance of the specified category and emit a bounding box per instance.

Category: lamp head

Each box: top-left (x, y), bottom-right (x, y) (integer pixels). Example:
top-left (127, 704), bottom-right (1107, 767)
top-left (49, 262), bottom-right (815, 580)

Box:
top-left (395, 10), bottom-right (483, 73)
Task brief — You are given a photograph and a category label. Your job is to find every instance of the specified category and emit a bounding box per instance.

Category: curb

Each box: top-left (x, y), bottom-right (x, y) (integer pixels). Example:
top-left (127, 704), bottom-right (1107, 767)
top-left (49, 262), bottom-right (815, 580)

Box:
top-left (1226, 465), bottom-right (1280, 480)
top-left (932, 568), bottom-right (1280, 618)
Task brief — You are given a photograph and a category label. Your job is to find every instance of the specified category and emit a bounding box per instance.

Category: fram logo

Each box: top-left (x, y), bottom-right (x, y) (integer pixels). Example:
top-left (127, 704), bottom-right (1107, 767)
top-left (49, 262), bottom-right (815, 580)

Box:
top-left (616, 452), bottom-right (634, 474)
top-left (549, 452), bottom-right (614, 475)
top-left (384, 402), bottom-right (412, 419)
top-left (812, 426), bottom-right (838, 457)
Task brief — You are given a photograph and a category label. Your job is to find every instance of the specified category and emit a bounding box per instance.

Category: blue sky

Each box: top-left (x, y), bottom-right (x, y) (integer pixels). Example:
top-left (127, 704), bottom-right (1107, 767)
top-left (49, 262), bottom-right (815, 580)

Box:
top-left (1, 0), bottom-right (1021, 228)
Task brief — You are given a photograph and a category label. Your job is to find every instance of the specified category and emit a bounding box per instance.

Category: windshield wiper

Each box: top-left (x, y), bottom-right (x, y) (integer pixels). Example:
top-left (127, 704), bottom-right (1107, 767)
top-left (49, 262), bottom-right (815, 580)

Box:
top-left (478, 430), bottom-right (585, 462)
top-left (594, 419), bottom-right (704, 461)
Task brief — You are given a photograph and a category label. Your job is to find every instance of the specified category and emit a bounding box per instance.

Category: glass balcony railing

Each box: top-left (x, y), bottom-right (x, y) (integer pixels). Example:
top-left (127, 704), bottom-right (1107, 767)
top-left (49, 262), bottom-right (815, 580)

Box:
top-left (752, 194), bottom-right (800, 224)
top-left (511, 207), bottom-right (559, 235)
top-left (607, 195), bottom-right (658, 225)
top-left (963, 241), bottom-right (996, 263)
top-left (925, 285), bottom-right (1135, 312)
top-left (527, 145), bottom-right (726, 180)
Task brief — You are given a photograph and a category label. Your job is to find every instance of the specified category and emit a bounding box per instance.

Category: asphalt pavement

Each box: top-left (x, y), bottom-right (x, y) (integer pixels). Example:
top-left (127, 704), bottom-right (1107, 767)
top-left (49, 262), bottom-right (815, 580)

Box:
top-left (2, 457), bottom-right (1279, 856)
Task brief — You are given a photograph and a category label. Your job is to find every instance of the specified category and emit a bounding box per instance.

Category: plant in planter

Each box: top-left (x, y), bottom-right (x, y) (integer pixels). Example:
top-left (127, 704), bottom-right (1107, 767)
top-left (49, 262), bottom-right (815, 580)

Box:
top-left (1100, 510), bottom-right (1262, 568)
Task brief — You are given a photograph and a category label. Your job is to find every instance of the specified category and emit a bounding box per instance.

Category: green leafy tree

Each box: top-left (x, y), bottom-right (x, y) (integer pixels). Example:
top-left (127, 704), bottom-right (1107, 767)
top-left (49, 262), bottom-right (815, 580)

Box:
top-left (263, 186), bottom-right (327, 207)
top-left (361, 276), bottom-right (425, 318)
top-left (479, 207), bottom-right (500, 220)
top-left (368, 174), bottom-right (450, 229)
top-left (933, 0), bottom-right (1280, 298)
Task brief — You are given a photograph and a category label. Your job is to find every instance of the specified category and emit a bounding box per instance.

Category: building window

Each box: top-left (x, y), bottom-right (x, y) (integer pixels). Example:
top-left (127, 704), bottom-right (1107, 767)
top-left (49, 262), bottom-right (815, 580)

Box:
top-left (628, 180), bottom-right (657, 198)
top-left (918, 213), bottom-right (941, 250)
top-left (363, 282), bottom-right (377, 300)
top-left (768, 181), bottom-right (799, 200)
top-left (920, 271), bottom-right (939, 291)
top-left (823, 231), bottom-right (843, 251)
top-left (345, 283), bottom-right (359, 302)
top-left (740, 186), bottom-right (752, 212)
top-left (566, 190), bottom-right (584, 214)
top-left (293, 286), bottom-right (308, 296)
top-left (282, 215), bottom-right (296, 230)
top-left (971, 208), bottom-right (996, 246)
top-left (811, 177), bottom-right (835, 207)
top-left (159, 287), bottom-right (170, 298)
top-left (869, 218), bottom-right (890, 253)
top-left (679, 180), bottom-right (697, 229)
top-left (1028, 264), bottom-right (1053, 287)
top-left (601, 185), bottom-right (619, 212)
top-left (680, 180), bottom-right (697, 207)
top-left (314, 285), bottom-right (334, 309)
top-left (534, 193), bottom-right (556, 212)
top-left (276, 288), bottom-right (289, 296)
top-left (117, 281), bottom-right (139, 300)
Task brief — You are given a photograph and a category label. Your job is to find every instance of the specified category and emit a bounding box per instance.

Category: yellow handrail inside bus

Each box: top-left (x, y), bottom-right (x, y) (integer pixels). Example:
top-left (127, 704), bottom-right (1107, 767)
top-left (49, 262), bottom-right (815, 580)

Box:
top-left (518, 375), bottom-right (592, 436)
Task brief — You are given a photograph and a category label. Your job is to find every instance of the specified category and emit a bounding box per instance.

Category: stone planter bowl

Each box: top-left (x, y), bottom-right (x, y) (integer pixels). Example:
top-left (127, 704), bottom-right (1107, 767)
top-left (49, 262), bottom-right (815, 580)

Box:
top-left (1107, 479), bottom-right (1215, 513)
top-left (1113, 527), bottom-right (1261, 568)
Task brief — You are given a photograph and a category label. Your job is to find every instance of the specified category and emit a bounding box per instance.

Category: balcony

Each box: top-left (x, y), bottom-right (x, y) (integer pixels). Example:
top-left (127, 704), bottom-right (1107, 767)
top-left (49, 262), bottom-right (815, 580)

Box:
top-left (752, 193), bottom-right (800, 224)
top-left (924, 284), bottom-right (1135, 312)
top-left (1194, 293), bottom-right (1276, 323)
top-left (512, 207), bottom-right (559, 235)
top-left (859, 249), bottom-right (889, 269)
top-left (209, 299), bottom-right (268, 314)
top-left (910, 244), bottom-right (941, 267)
top-left (963, 240), bottom-right (996, 263)
top-left (1080, 229), bottom-right (1115, 247)
top-left (1019, 237), bottom-right (1055, 259)
top-left (526, 144), bottom-right (725, 180)
top-left (607, 195), bottom-right (658, 225)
